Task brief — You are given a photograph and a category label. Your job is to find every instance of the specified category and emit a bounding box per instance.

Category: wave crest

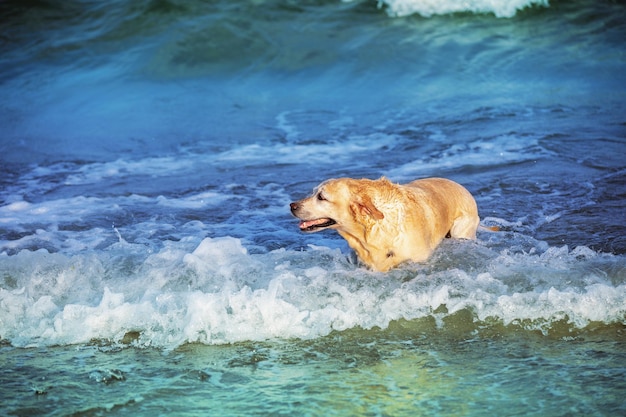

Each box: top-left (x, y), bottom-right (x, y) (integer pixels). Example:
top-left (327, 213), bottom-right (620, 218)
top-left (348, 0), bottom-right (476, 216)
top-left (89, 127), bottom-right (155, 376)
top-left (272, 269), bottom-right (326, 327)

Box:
top-left (1, 236), bottom-right (624, 348)
top-left (370, 0), bottom-right (550, 18)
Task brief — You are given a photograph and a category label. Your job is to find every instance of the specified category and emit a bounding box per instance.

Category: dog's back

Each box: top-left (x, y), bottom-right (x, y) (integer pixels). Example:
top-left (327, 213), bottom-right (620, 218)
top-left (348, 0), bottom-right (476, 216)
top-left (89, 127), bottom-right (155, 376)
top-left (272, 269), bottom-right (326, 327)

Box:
top-left (344, 177), bottom-right (479, 271)
top-left (404, 178), bottom-right (479, 240)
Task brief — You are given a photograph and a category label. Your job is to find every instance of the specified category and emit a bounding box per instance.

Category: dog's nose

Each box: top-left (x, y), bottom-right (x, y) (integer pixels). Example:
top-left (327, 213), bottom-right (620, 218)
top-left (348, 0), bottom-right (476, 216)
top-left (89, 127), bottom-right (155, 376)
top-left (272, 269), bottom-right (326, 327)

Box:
top-left (290, 202), bottom-right (299, 212)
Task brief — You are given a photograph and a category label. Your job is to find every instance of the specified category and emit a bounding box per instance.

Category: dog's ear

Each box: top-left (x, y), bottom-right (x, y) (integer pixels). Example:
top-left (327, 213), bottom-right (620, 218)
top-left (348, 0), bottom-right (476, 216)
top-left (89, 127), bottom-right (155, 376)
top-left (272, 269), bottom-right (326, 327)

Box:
top-left (351, 195), bottom-right (384, 220)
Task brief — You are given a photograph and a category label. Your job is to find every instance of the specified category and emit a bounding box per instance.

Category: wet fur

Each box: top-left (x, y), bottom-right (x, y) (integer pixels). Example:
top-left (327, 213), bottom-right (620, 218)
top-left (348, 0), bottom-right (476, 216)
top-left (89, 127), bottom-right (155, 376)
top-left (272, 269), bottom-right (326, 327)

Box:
top-left (290, 177), bottom-right (480, 272)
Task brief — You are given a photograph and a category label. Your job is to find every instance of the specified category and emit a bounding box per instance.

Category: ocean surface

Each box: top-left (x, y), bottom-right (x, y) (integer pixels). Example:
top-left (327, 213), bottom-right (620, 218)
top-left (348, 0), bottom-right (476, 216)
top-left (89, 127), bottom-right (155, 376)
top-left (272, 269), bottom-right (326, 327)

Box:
top-left (1, 0), bottom-right (625, 415)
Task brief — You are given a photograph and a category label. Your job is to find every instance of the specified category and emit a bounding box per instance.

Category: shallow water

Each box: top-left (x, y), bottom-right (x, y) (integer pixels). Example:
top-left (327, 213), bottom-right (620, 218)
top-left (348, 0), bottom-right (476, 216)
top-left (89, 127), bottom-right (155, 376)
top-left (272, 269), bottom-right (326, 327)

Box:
top-left (1, 0), bottom-right (625, 415)
top-left (3, 325), bottom-right (626, 416)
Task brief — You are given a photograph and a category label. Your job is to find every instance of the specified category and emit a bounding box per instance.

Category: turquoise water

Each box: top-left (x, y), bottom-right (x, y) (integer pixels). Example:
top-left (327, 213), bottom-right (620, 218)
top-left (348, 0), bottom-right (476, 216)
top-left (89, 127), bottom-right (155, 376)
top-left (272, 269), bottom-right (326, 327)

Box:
top-left (1, 0), bottom-right (625, 415)
top-left (3, 324), bottom-right (625, 416)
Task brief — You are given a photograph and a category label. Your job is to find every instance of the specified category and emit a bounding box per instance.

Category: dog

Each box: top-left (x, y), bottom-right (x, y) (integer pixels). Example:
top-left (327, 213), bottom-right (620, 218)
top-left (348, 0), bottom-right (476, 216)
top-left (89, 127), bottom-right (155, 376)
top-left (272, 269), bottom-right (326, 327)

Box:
top-left (290, 177), bottom-right (486, 272)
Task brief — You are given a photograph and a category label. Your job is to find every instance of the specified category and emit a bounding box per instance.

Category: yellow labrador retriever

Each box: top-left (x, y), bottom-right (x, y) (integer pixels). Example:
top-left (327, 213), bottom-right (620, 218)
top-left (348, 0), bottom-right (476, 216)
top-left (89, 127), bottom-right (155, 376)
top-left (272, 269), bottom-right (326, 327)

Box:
top-left (290, 177), bottom-right (483, 272)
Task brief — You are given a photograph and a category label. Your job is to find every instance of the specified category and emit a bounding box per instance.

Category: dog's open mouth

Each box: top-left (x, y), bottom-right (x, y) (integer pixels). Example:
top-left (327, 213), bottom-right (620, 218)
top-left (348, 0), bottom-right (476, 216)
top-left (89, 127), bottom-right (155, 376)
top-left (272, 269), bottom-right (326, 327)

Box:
top-left (299, 218), bottom-right (337, 232)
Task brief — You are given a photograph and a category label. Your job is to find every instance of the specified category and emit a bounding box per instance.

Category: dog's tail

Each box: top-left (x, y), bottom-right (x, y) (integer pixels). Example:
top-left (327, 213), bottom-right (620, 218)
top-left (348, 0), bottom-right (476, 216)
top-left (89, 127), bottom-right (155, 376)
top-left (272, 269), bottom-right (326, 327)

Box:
top-left (479, 225), bottom-right (500, 232)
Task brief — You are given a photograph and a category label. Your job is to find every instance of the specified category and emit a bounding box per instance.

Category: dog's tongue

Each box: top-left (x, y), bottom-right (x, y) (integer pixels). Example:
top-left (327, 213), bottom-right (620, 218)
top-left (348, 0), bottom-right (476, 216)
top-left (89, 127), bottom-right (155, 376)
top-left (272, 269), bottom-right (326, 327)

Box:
top-left (299, 218), bottom-right (330, 229)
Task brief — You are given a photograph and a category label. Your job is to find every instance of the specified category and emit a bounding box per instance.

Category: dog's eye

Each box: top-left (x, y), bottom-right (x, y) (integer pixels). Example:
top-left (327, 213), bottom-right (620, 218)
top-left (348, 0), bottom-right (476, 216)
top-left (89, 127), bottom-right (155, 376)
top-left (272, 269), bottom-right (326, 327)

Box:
top-left (317, 192), bottom-right (326, 201)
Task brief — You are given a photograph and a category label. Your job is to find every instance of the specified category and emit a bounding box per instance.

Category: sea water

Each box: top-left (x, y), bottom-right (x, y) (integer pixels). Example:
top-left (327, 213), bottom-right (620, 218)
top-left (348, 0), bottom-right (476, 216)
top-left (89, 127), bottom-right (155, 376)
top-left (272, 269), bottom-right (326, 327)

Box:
top-left (1, 0), bottom-right (625, 415)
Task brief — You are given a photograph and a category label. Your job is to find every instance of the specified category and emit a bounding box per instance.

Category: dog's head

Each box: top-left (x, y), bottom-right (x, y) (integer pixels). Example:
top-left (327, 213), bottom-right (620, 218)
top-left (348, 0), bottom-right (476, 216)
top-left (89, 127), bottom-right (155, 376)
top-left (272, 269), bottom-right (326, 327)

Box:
top-left (290, 178), bottom-right (385, 233)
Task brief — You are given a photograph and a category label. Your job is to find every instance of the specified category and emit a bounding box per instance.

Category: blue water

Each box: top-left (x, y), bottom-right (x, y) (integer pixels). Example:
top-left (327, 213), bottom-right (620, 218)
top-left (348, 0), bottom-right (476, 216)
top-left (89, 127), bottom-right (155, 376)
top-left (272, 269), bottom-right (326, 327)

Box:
top-left (1, 0), bottom-right (625, 415)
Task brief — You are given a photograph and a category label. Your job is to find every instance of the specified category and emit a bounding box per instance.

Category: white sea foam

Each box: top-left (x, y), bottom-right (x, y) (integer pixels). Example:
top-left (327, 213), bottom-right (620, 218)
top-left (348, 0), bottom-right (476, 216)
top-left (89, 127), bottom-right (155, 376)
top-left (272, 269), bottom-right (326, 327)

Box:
top-left (369, 0), bottom-right (550, 18)
top-left (156, 192), bottom-right (230, 209)
top-left (215, 134), bottom-right (398, 166)
top-left (62, 157), bottom-right (193, 186)
top-left (385, 134), bottom-right (548, 180)
top-left (0, 192), bottom-right (229, 229)
top-left (1, 236), bottom-right (624, 348)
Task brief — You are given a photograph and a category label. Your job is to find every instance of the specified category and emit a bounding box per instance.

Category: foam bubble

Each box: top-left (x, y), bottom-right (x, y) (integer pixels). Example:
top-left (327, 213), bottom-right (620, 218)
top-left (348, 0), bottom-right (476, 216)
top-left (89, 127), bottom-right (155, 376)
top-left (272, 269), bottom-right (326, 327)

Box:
top-left (372, 0), bottom-right (550, 18)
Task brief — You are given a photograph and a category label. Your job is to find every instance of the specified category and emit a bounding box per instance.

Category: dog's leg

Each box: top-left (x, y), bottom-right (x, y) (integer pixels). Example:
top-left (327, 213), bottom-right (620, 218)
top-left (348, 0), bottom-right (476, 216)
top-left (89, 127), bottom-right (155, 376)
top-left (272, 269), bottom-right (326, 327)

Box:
top-left (449, 215), bottom-right (479, 240)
